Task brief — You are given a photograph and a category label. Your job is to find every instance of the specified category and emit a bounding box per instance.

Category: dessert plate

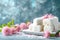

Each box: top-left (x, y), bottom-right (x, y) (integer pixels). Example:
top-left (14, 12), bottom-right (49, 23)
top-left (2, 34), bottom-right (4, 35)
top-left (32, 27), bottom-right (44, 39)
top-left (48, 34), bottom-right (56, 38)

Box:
top-left (22, 29), bottom-right (56, 36)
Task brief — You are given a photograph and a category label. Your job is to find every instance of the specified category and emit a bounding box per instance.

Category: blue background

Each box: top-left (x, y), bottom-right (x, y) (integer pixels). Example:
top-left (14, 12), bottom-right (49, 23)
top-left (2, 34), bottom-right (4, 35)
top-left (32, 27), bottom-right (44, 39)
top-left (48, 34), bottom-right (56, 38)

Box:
top-left (0, 0), bottom-right (60, 24)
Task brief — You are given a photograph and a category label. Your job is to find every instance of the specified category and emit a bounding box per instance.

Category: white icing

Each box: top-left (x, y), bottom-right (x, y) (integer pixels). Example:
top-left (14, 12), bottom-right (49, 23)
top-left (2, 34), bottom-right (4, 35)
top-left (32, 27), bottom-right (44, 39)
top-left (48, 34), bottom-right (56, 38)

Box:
top-left (28, 15), bottom-right (60, 32)
top-left (44, 25), bottom-right (55, 32)
top-left (32, 25), bottom-right (40, 32)
top-left (33, 17), bottom-right (43, 25)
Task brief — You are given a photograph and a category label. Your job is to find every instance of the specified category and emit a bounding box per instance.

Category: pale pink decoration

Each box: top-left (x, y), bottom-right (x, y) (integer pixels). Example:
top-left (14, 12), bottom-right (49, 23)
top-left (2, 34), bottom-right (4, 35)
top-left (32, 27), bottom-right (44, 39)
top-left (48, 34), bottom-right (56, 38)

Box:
top-left (15, 24), bottom-right (21, 32)
top-left (43, 14), bottom-right (54, 19)
top-left (2, 26), bottom-right (11, 36)
top-left (43, 14), bottom-right (49, 19)
top-left (44, 31), bottom-right (50, 38)
top-left (48, 14), bottom-right (54, 18)
top-left (10, 27), bottom-right (16, 34)
top-left (20, 23), bottom-right (27, 30)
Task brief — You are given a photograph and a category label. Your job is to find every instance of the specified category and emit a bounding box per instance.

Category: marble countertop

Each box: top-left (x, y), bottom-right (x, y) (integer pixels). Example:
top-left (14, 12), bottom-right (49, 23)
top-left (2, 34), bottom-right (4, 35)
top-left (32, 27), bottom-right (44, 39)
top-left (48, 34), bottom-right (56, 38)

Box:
top-left (0, 32), bottom-right (60, 40)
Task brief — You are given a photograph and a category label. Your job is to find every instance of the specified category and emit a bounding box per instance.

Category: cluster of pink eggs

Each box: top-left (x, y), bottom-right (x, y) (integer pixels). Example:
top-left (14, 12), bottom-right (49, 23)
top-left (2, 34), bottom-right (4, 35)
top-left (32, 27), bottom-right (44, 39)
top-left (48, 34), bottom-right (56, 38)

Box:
top-left (2, 22), bottom-right (31, 36)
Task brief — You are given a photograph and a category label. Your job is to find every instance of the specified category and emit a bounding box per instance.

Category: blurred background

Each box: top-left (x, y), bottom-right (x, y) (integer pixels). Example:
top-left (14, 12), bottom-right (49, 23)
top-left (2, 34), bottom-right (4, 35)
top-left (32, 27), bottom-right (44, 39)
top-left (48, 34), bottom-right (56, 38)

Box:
top-left (0, 0), bottom-right (60, 24)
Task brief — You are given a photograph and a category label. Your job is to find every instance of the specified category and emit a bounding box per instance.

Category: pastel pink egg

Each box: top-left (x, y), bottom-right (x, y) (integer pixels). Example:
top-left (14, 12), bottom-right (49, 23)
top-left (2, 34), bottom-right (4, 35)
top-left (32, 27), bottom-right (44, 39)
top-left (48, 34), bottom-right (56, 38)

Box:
top-left (2, 26), bottom-right (11, 36)
top-left (44, 31), bottom-right (50, 38)
top-left (10, 27), bottom-right (16, 34)
top-left (20, 23), bottom-right (27, 30)
top-left (15, 24), bottom-right (21, 32)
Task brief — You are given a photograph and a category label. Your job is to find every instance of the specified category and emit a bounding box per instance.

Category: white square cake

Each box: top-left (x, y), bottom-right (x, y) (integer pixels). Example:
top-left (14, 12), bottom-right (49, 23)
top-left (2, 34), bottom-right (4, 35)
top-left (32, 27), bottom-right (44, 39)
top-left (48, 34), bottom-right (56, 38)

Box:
top-left (43, 16), bottom-right (59, 32)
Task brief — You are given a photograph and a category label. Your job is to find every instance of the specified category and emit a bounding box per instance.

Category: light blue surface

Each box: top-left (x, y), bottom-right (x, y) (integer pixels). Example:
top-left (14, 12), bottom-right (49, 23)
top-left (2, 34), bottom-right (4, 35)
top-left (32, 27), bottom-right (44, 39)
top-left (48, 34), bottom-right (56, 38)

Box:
top-left (0, 32), bottom-right (60, 40)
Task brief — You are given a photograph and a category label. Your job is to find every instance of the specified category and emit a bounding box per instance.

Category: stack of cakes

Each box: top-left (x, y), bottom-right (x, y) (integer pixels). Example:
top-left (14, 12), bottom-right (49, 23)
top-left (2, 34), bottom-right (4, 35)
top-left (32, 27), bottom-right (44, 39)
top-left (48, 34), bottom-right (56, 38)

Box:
top-left (29, 14), bottom-right (60, 32)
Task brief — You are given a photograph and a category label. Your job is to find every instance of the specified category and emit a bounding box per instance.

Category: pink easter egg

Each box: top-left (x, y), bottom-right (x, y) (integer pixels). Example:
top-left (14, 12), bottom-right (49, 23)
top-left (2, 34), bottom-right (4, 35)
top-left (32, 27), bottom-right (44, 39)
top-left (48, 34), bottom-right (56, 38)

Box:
top-left (20, 23), bottom-right (27, 30)
top-left (10, 27), bottom-right (16, 34)
top-left (44, 31), bottom-right (50, 38)
top-left (15, 24), bottom-right (21, 32)
top-left (2, 26), bottom-right (11, 36)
